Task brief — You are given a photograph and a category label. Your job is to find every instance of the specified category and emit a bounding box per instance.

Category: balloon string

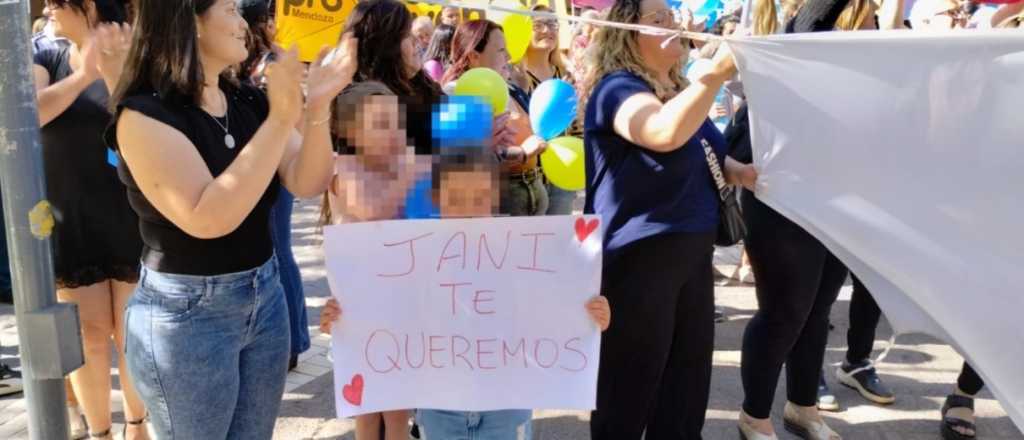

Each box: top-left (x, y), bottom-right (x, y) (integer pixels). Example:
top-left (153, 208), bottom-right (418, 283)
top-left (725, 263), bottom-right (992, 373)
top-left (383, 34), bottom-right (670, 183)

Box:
top-left (283, 0), bottom-right (724, 48)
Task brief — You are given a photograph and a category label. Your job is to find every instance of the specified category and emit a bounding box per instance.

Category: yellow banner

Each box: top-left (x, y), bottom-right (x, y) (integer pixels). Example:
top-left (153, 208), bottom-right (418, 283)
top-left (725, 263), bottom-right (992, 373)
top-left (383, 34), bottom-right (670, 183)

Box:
top-left (275, 0), bottom-right (572, 62)
top-left (275, 0), bottom-right (356, 62)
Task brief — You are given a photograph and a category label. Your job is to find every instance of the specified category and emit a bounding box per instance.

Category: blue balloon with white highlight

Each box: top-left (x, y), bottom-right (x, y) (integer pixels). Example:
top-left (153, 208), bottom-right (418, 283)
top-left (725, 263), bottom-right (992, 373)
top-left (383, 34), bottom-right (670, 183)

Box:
top-left (529, 79), bottom-right (578, 141)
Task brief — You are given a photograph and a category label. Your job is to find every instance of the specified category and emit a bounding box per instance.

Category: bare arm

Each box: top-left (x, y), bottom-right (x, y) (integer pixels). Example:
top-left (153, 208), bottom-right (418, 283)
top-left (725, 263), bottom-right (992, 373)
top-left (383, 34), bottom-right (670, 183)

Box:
top-left (278, 36), bottom-right (358, 198)
top-left (724, 156), bottom-right (758, 191)
top-left (117, 47), bottom-right (307, 239)
top-left (992, 2), bottom-right (1024, 27)
top-left (33, 65), bottom-right (96, 126)
top-left (612, 48), bottom-right (735, 153)
top-left (117, 110), bottom-right (294, 239)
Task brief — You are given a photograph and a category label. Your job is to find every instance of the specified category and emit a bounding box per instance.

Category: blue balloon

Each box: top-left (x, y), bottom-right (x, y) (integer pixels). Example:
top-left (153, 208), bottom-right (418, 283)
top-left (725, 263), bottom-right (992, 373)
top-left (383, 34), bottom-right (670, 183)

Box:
top-left (529, 79), bottom-right (578, 141)
top-left (432, 95), bottom-right (493, 149)
top-left (693, 0), bottom-right (723, 30)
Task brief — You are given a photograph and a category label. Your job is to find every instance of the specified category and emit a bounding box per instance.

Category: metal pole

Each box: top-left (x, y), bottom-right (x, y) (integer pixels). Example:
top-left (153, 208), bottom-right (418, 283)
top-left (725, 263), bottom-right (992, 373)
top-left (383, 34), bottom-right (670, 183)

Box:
top-left (0, 1), bottom-right (83, 439)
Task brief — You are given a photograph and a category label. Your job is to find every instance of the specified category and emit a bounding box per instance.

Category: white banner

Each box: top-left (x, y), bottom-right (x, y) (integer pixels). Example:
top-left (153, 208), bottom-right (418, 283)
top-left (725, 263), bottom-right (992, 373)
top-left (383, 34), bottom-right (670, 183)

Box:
top-left (730, 30), bottom-right (1024, 429)
top-left (324, 215), bottom-right (603, 417)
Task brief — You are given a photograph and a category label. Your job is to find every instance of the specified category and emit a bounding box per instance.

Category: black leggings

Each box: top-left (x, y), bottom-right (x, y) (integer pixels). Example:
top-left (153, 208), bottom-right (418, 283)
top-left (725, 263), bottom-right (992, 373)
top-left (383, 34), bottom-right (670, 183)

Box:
top-left (846, 275), bottom-right (882, 364)
top-left (591, 232), bottom-right (716, 440)
top-left (740, 193), bottom-right (849, 418)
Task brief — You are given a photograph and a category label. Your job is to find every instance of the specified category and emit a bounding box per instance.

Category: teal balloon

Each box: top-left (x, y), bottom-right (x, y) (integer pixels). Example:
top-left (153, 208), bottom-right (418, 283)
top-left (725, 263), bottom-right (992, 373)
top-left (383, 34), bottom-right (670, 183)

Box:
top-left (529, 79), bottom-right (578, 141)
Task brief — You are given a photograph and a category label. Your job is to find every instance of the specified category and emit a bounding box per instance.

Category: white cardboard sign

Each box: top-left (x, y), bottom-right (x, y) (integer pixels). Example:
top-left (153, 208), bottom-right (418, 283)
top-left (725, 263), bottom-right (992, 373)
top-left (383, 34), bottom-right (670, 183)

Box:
top-left (324, 215), bottom-right (603, 417)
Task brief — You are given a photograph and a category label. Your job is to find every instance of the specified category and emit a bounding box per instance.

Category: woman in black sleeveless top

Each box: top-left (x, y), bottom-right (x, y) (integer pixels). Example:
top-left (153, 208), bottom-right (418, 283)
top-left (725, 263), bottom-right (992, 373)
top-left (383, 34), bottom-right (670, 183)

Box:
top-left (105, 0), bottom-right (356, 438)
top-left (31, 1), bottom-right (145, 438)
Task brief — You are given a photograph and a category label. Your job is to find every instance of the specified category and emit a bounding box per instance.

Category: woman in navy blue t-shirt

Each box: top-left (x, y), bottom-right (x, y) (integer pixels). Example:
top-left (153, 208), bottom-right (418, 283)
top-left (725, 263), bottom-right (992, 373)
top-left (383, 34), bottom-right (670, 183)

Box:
top-left (578, 0), bottom-right (757, 438)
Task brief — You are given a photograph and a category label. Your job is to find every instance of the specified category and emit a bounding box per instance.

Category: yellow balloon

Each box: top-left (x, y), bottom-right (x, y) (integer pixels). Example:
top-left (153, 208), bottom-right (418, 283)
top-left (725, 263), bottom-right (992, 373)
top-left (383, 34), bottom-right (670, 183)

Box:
top-left (454, 68), bottom-right (509, 114)
top-left (502, 13), bottom-right (533, 64)
top-left (541, 136), bottom-right (585, 191)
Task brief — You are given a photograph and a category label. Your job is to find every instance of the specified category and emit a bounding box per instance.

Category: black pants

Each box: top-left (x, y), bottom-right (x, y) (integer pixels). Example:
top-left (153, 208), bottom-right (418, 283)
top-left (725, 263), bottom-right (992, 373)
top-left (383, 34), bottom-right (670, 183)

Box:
top-left (740, 194), bottom-right (849, 418)
top-left (846, 275), bottom-right (882, 364)
top-left (591, 232), bottom-right (716, 440)
top-left (958, 362), bottom-right (985, 395)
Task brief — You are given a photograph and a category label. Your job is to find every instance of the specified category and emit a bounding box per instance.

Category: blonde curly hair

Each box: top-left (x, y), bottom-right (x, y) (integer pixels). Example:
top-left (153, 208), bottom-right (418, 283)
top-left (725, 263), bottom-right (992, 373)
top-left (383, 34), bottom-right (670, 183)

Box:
top-left (578, 0), bottom-right (689, 119)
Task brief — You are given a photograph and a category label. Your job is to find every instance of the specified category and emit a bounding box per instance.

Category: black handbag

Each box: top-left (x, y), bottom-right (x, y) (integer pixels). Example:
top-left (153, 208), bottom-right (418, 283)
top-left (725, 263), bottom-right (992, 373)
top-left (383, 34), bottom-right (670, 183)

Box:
top-left (701, 138), bottom-right (746, 246)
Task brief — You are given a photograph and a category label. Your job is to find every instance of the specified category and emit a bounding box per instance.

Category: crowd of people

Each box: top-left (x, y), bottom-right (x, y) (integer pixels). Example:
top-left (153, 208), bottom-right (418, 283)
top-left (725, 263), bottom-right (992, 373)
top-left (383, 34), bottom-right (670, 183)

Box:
top-left (9, 0), bottom-right (1022, 439)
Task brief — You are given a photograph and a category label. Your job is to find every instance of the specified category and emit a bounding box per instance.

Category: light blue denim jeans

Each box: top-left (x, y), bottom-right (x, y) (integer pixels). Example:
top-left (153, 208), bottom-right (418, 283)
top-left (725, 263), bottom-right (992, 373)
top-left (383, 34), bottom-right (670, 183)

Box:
top-left (416, 409), bottom-right (532, 440)
top-left (125, 256), bottom-right (290, 439)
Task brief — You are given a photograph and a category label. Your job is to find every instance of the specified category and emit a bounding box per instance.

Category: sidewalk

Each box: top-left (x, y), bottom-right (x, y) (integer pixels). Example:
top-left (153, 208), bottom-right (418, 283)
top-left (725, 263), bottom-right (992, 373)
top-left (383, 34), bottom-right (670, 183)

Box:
top-left (1, 198), bottom-right (1021, 439)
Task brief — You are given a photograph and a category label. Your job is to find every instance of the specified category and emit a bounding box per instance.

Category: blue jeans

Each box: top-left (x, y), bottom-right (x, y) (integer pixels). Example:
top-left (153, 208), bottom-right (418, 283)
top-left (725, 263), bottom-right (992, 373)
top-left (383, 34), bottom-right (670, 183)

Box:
top-left (544, 181), bottom-right (576, 215)
top-left (125, 257), bottom-right (290, 439)
top-left (416, 409), bottom-right (532, 440)
top-left (270, 186), bottom-right (310, 356)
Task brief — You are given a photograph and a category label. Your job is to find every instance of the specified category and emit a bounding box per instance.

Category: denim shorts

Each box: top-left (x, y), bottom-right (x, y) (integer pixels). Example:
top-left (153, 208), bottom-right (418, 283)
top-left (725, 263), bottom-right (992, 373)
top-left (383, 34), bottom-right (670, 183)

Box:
top-left (124, 256), bottom-right (290, 440)
top-left (416, 409), bottom-right (532, 440)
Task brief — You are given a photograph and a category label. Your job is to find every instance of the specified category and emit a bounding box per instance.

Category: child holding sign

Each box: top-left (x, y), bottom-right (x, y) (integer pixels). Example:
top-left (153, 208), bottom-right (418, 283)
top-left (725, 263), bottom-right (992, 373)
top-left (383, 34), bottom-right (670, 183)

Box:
top-left (322, 82), bottom-right (427, 440)
top-left (320, 99), bottom-right (610, 439)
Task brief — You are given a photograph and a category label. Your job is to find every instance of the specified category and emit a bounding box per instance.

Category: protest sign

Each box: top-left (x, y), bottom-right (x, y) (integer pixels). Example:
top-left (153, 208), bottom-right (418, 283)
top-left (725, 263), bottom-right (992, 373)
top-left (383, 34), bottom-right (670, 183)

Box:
top-left (324, 215), bottom-right (603, 417)
top-left (275, 0), bottom-right (355, 62)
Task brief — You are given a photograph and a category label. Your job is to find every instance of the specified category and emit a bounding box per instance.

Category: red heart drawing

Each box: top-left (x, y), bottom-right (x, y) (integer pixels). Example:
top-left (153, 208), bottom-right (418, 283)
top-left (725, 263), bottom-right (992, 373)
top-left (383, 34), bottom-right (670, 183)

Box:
top-left (342, 374), bottom-right (364, 406)
top-left (574, 218), bottom-right (600, 243)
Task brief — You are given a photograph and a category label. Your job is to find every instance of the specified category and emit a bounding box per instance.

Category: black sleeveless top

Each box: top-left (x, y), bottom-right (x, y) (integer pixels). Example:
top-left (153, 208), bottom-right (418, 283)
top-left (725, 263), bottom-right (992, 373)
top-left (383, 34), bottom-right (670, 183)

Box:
top-left (107, 82), bottom-right (280, 276)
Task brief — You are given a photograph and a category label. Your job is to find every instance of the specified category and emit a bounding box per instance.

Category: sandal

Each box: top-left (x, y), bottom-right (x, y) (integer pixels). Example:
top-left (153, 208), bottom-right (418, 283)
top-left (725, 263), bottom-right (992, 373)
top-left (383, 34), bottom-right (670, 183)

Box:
top-left (123, 414), bottom-right (151, 440)
top-left (941, 394), bottom-right (977, 439)
top-left (783, 402), bottom-right (841, 440)
top-left (87, 428), bottom-right (112, 440)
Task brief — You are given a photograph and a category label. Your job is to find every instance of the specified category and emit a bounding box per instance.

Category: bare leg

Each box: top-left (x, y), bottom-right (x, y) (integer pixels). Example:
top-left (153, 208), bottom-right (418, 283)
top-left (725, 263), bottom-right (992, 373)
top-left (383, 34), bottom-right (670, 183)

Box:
top-left (382, 410), bottom-right (412, 440)
top-left (58, 283), bottom-right (115, 437)
top-left (355, 413), bottom-right (384, 440)
top-left (111, 280), bottom-right (149, 440)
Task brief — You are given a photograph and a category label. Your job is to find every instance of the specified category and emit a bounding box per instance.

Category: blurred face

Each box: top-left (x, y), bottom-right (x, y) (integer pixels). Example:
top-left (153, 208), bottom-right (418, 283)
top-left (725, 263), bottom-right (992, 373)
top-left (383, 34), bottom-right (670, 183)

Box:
top-left (413, 21), bottom-right (434, 49)
top-left (531, 18), bottom-right (559, 51)
top-left (46, 0), bottom-right (91, 42)
top-left (441, 7), bottom-right (460, 26)
top-left (470, 29), bottom-right (511, 79)
top-left (439, 169), bottom-right (498, 218)
top-left (637, 0), bottom-right (685, 72)
top-left (348, 95), bottom-right (407, 159)
top-left (197, 0), bottom-right (250, 69)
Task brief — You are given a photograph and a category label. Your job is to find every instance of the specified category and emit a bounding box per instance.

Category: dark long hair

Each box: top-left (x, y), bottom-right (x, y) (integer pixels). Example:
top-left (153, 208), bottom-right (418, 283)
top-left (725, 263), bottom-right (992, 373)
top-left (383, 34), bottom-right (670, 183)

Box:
top-left (440, 19), bottom-right (502, 85)
top-left (342, 0), bottom-right (442, 99)
top-left (110, 0), bottom-right (220, 109)
top-left (423, 23), bottom-right (455, 66)
top-left (49, 0), bottom-right (129, 24)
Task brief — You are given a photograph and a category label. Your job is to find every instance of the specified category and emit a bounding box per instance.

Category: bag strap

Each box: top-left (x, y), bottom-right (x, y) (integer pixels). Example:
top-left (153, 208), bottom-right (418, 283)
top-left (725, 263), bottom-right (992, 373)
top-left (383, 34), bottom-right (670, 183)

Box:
top-left (701, 138), bottom-right (732, 202)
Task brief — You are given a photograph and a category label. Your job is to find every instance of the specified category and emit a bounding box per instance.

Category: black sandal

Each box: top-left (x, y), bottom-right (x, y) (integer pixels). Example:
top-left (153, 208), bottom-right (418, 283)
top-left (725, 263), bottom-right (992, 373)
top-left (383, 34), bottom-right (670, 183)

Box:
top-left (123, 414), bottom-right (149, 439)
top-left (941, 394), bottom-right (977, 440)
top-left (88, 428), bottom-right (111, 439)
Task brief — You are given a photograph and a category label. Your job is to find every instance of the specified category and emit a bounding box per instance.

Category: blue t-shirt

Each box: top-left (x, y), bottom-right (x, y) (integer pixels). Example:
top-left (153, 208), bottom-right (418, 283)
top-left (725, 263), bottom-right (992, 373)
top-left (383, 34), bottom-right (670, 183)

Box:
top-left (583, 70), bottom-right (727, 265)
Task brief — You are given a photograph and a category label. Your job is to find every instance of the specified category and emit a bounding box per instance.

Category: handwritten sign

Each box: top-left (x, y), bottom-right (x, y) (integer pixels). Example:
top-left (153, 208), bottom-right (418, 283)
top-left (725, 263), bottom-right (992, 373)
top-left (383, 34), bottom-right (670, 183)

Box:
top-left (324, 215), bottom-right (603, 417)
top-left (275, 0), bottom-right (356, 62)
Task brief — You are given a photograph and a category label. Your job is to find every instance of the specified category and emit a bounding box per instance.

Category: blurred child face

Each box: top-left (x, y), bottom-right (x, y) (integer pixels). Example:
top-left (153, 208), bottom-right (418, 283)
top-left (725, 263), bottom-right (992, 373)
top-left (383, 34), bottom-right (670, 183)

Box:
top-left (439, 168), bottom-right (499, 218)
top-left (347, 95), bottom-right (407, 160)
top-left (441, 7), bottom-right (461, 26)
